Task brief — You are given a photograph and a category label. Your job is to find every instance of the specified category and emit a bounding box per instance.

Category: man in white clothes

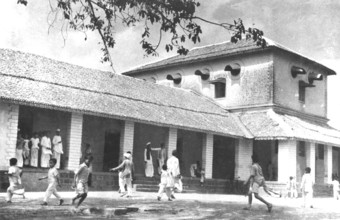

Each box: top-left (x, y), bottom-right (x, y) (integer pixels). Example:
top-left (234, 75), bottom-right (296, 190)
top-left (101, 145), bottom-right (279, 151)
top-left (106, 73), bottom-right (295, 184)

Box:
top-left (167, 150), bottom-right (181, 199)
top-left (52, 129), bottom-right (63, 169)
top-left (41, 131), bottom-right (52, 168)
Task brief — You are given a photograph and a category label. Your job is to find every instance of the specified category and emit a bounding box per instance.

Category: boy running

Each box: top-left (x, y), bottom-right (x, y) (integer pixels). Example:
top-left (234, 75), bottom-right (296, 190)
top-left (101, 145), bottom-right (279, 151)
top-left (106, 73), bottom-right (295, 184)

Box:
top-left (72, 155), bottom-right (92, 208)
top-left (157, 164), bottom-right (172, 201)
top-left (244, 154), bottom-right (273, 212)
top-left (39, 158), bottom-right (64, 206)
top-left (5, 158), bottom-right (25, 203)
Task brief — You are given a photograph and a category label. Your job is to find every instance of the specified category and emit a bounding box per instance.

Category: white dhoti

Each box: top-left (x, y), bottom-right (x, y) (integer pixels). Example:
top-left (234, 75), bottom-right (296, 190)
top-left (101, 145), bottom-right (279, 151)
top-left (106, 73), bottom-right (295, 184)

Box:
top-left (145, 161), bottom-right (154, 177)
top-left (158, 159), bottom-right (164, 175)
top-left (53, 151), bottom-right (61, 169)
top-left (41, 153), bottom-right (51, 168)
top-left (16, 149), bottom-right (23, 167)
top-left (30, 148), bottom-right (39, 167)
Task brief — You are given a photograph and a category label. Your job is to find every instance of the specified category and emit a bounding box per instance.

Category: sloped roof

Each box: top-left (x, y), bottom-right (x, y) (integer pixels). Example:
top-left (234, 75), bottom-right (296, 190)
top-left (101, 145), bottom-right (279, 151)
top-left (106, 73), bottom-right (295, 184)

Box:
top-left (238, 110), bottom-right (340, 146)
top-left (0, 48), bottom-right (245, 137)
top-left (122, 39), bottom-right (336, 76)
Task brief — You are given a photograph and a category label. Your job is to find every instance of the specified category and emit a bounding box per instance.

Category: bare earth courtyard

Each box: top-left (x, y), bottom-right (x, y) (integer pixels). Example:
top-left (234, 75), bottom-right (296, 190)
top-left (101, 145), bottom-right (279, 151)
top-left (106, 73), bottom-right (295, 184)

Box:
top-left (1, 191), bottom-right (340, 219)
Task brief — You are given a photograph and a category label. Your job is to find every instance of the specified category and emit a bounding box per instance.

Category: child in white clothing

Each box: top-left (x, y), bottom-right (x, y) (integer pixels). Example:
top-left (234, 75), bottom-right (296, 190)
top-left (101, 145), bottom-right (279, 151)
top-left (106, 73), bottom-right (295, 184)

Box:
top-left (39, 158), bottom-right (63, 206)
top-left (331, 176), bottom-right (340, 200)
top-left (5, 158), bottom-right (25, 203)
top-left (157, 164), bottom-right (172, 201)
top-left (300, 167), bottom-right (314, 208)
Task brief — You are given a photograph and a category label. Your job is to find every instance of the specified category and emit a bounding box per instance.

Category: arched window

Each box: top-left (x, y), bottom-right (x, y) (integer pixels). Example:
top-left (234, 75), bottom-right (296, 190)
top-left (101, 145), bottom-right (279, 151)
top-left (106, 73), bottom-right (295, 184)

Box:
top-left (225, 63), bottom-right (241, 77)
top-left (166, 73), bottom-right (182, 85)
top-left (194, 68), bottom-right (210, 80)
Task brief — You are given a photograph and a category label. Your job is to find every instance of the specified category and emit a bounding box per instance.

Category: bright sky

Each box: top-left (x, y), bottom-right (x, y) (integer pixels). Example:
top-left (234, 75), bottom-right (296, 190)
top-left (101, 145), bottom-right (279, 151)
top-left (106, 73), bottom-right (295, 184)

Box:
top-left (0, 0), bottom-right (339, 128)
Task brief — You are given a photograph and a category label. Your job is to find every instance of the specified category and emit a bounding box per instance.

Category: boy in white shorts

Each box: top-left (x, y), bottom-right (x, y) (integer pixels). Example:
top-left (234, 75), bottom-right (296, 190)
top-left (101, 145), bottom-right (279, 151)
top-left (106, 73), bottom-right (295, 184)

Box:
top-left (5, 158), bottom-right (25, 203)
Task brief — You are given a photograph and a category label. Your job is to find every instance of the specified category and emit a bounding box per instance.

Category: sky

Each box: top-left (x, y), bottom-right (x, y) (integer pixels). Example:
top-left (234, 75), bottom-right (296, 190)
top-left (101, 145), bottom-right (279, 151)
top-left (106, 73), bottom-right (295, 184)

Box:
top-left (0, 0), bottom-right (339, 128)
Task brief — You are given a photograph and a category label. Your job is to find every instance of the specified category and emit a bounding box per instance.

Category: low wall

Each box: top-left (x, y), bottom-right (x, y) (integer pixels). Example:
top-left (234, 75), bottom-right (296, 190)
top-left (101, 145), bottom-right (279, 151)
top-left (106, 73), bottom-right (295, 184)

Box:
top-left (0, 168), bottom-right (119, 192)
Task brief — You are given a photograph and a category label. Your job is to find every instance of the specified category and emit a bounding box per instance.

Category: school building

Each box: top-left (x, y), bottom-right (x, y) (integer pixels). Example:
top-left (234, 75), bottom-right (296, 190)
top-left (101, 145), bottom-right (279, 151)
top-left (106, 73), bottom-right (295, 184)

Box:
top-left (0, 39), bottom-right (340, 192)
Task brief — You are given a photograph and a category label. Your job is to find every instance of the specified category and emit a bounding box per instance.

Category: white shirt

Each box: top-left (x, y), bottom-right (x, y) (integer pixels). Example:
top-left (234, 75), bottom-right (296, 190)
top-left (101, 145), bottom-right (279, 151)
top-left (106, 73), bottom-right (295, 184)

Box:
top-left (167, 156), bottom-right (180, 177)
top-left (52, 135), bottom-right (63, 154)
top-left (8, 166), bottom-right (21, 186)
top-left (48, 167), bottom-right (59, 185)
top-left (41, 136), bottom-right (52, 155)
top-left (301, 173), bottom-right (314, 192)
top-left (30, 137), bottom-right (40, 149)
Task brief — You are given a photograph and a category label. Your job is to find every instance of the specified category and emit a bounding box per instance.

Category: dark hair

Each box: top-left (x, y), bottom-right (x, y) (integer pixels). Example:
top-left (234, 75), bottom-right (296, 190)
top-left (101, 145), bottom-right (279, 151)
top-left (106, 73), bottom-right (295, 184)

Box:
top-left (127, 151), bottom-right (132, 154)
top-left (172, 150), bottom-right (177, 157)
top-left (251, 154), bottom-right (259, 163)
top-left (162, 164), bottom-right (167, 170)
top-left (305, 167), bottom-right (311, 173)
top-left (84, 155), bottom-right (93, 161)
top-left (50, 158), bottom-right (57, 164)
top-left (9, 158), bottom-right (17, 166)
top-left (289, 176), bottom-right (293, 180)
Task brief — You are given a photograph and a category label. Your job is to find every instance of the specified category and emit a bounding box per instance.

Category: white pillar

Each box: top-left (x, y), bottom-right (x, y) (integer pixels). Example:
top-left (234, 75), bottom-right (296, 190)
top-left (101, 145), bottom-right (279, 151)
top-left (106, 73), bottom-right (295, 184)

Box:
top-left (235, 139), bottom-right (253, 181)
top-left (326, 145), bottom-right (333, 183)
top-left (202, 134), bottom-right (213, 179)
top-left (166, 128), bottom-right (177, 160)
top-left (278, 140), bottom-right (297, 182)
top-left (306, 142), bottom-right (316, 182)
top-left (0, 103), bottom-right (19, 170)
top-left (66, 113), bottom-right (83, 170)
top-left (119, 121), bottom-right (135, 160)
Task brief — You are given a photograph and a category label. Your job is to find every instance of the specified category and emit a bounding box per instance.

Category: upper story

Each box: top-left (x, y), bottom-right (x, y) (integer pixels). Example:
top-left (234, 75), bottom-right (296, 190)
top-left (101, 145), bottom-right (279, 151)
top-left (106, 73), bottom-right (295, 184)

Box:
top-left (123, 39), bottom-right (336, 120)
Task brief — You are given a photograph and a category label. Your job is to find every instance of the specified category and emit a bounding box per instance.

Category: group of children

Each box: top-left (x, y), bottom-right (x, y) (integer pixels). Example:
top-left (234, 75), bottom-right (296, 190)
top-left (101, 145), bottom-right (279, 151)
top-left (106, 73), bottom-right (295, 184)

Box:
top-left (16, 129), bottom-right (64, 169)
top-left (5, 155), bottom-right (92, 208)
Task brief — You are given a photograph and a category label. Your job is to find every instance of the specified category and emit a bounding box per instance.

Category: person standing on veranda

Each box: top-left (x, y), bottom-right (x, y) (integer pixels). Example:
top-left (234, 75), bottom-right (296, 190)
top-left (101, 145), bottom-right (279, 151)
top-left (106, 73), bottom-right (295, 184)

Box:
top-left (30, 132), bottom-right (40, 167)
top-left (144, 142), bottom-right (154, 177)
top-left (15, 131), bottom-right (25, 168)
top-left (151, 143), bottom-right (167, 175)
top-left (41, 131), bottom-right (52, 168)
top-left (52, 129), bottom-right (63, 169)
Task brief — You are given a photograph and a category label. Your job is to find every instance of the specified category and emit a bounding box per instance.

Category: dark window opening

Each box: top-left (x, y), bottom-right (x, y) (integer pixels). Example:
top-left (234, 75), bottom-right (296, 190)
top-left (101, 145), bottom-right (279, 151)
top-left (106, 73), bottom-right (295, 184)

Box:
top-left (225, 63), bottom-right (241, 77)
top-left (299, 84), bottom-right (306, 102)
top-left (214, 81), bottom-right (226, 98)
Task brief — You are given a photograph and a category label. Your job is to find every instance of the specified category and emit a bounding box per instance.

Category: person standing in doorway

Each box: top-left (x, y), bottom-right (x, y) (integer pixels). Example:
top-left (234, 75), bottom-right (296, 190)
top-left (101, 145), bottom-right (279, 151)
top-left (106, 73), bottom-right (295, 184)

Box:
top-left (22, 135), bottom-right (30, 166)
top-left (167, 150), bottom-right (181, 199)
top-left (41, 131), bottom-right (52, 168)
top-left (30, 132), bottom-right (40, 167)
top-left (52, 129), bottom-right (63, 169)
top-left (144, 142), bottom-right (154, 177)
top-left (82, 143), bottom-right (93, 187)
top-left (15, 131), bottom-right (25, 168)
top-left (244, 154), bottom-right (273, 212)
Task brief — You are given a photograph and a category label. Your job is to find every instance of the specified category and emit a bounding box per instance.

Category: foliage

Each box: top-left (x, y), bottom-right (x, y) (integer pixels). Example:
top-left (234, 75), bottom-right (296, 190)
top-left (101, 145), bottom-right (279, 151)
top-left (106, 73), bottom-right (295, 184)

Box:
top-left (17, 0), bottom-right (265, 73)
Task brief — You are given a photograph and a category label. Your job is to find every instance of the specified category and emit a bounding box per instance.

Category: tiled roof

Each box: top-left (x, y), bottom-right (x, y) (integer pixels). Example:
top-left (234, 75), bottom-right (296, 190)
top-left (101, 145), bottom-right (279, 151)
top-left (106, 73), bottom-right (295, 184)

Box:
top-left (238, 110), bottom-right (340, 146)
top-left (122, 39), bottom-right (336, 76)
top-left (0, 48), bottom-right (245, 137)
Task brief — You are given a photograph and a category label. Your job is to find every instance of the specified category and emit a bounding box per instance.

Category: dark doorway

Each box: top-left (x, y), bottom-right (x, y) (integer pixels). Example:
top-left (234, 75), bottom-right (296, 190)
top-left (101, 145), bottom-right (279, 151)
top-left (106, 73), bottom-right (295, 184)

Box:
top-left (103, 132), bottom-right (120, 171)
top-left (176, 138), bottom-right (184, 173)
top-left (212, 136), bottom-right (235, 179)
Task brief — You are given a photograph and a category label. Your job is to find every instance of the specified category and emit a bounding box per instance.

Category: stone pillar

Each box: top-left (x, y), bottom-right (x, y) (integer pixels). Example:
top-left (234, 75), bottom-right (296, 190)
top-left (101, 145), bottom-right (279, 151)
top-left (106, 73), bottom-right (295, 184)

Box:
top-left (165, 128), bottom-right (177, 160)
top-left (278, 140), bottom-right (297, 182)
top-left (202, 133), bottom-right (213, 179)
top-left (65, 113), bottom-right (83, 171)
top-left (235, 139), bottom-right (253, 181)
top-left (306, 142), bottom-right (316, 182)
top-left (0, 103), bottom-right (19, 170)
top-left (119, 121), bottom-right (135, 160)
top-left (326, 145), bottom-right (333, 183)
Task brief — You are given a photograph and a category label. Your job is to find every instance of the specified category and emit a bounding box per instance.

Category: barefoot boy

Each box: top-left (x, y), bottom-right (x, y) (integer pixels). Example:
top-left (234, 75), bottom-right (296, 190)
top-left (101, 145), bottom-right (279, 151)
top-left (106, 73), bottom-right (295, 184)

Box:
top-left (39, 158), bottom-right (63, 206)
top-left (157, 164), bottom-right (172, 201)
top-left (244, 154), bottom-right (273, 212)
top-left (5, 158), bottom-right (25, 203)
top-left (72, 155), bottom-right (92, 208)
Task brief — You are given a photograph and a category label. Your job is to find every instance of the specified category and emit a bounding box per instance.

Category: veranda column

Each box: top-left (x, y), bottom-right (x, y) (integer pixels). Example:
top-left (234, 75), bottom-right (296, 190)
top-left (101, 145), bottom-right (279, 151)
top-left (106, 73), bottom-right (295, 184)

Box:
top-left (306, 142), bottom-right (316, 182)
top-left (202, 133), bottom-right (213, 179)
top-left (119, 121), bottom-right (135, 160)
top-left (234, 139), bottom-right (253, 181)
top-left (66, 113), bottom-right (83, 171)
top-left (326, 145), bottom-right (333, 183)
top-left (0, 103), bottom-right (19, 170)
top-left (165, 127), bottom-right (177, 160)
top-left (278, 140), bottom-right (297, 182)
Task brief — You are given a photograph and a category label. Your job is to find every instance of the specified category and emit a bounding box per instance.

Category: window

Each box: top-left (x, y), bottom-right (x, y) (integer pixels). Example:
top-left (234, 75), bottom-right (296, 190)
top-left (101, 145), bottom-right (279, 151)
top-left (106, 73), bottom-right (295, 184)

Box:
top-left (298, 141), bottom-right (305, 157)
top-left (299, 84), bottom-right (305, 102)
top-left (214, 81), bottom-right (226, 98)
top-left (225, 63), bottom-right (241, 77)
top-left (318, 144), bottom-right (324, 160)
